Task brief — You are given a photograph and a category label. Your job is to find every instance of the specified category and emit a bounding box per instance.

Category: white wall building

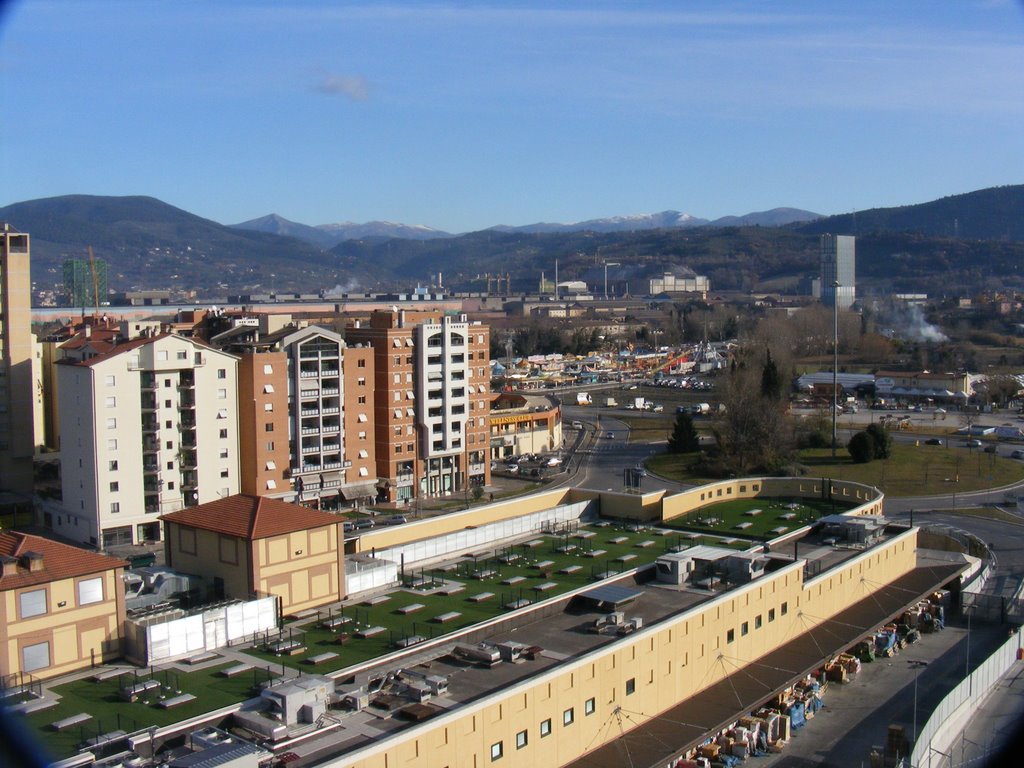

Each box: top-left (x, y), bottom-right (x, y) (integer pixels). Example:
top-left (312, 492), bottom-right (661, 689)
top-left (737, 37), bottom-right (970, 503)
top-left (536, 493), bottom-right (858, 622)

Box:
top-left (57, 334), bottom-right (240, 548)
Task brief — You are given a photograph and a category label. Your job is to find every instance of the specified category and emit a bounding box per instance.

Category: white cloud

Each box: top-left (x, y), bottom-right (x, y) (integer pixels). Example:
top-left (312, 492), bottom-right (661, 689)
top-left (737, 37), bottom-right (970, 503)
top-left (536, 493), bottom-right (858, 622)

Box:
top-left (316, 72), bottom-right (370, 100)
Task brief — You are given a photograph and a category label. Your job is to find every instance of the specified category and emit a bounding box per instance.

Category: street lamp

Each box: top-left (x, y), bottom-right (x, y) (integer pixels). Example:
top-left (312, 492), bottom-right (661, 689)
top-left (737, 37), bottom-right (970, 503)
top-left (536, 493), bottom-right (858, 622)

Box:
top-left (604, 262), bottom-right (620, 300)
top-left (832, 280), bottom-right (840, 458)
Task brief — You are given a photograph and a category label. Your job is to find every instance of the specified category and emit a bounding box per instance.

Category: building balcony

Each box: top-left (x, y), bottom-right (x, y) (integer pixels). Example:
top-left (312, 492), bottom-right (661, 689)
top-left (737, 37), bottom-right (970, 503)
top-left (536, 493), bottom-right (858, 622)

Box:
top-left (322, 424), bottom-right (340, 434)
top-left (143, 440), bottom-right (159, 453)
top-left (301, 426), bottom-right (320, 436)
top-left (140, 374), bottom-right (157, 389)
top-left (300, 408), bottom-right (320, 417)
top-left (179, 394), bottom-right (196, 409)
top-left (321, 369), bottom-right (340, 377)
top-left (321, 406), bottom-right (340, 415)
top-left (299, 389), bottom-right (319, 399)
top-left (322, 442), bottom-right (341, 453)
top-left (179, 418), bottom-right (196, 431)
top-left (141, 419), bottom-right (159, 433)
top-left (301, 445), bottom-right (321, 455)
top-left (141, 396), bottom-right (157, 410)
top-left (321, 387), bottom-right (340, 396)
top-left (299, 369), bottom-right (320, 378)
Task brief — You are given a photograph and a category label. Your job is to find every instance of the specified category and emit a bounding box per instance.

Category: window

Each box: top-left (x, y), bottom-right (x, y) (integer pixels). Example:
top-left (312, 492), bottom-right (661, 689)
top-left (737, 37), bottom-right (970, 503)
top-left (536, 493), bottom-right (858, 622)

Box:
top-left (563, 708), bottom-right (574, 726)
top-left (263, 384), bottom-right (274, 394)
top-left (741, 621), bottom-right (749, 636)
top-left (167, 461), bottom-right (174, 470)
top-left (490, 741), bottom-right (503, 761)
top-left (220, 449), bottom-right (229, 459)
top-left (109, 460), bottom-right (119, 471)
top-left (625, 678), bottom-right (636, 696)
top-left (19, 589), bottom-right (47, 618)
top-left (755, 615), bottom-right (763, 629)
top-left (165, 420), bottom-right (172, 428)
top-left (727, 628), bottom-right (735, 644)
top-left (220, 429), bottom-right (228, 438)
top-left (218, 368), bottom-right (227, 379)
top-left (167, 482), bottom-right (174, 490)
top-left (540, 719), bottom-right (552, 738)
top-left (217, 409), bottom-right (228, 419)
top-left (265, 423), bottom-right (274, 432)
top-left (265, 460), bottom-right (276, 470)
top-left (585, 698), bottom-right (596, 715)
top-left (157, 350), bottom-right (168, 361)
top-left (264, 403), bottom-right (274, 412)
top-left (358, 395), bottom-right (367, 404)
top-left (106, 417), bottom-right (117, 429)
top-left (266, 441), bottom-right (275, 451)
top-left (165, 440), bottom-right (173, 449)
top-left (781, 602), bottom-right (789, 616)
top-left (22, 641), bottom-right (50, 673)
top-left (217, 389), bottom-right (227, 399)
top-left (164, 378), bottom-right (172, 387)
top-left (220, 469), bottom-right (229, 478)
top-left (104, 375), bottom-right (116, 386)
top-left (77, 577), bottom-right (104, 605)
top-left (516, 730), bottom-right (528, 749)
top-left (768, 608), bottom-right (776, 622)
top-left (104, 396), bottom-right (116, 408)
top-left (164, 399), bottom-right (172, 408)
top-left (107, 439), bottom-right (118, 450)
top-left (176, 350), bottom-right (188, 360)
top-left (263, 364), bottom-right (273, 374)
top-left (357, 359), bottom-right (366, 368)
top-left (109, 481), bottom-right (119, 492)
top-left (357, 377), bottom-right (366, 386)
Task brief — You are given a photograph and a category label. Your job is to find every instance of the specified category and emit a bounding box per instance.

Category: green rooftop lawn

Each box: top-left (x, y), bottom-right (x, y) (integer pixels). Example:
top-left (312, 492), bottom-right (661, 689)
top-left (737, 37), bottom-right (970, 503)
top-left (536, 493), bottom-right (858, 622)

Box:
top-left (661, 497), bottom-right (852, 540)
top-left (28, 523), bottom-right (756, 759)
top-left (23, 663), bottom-right (277, 761)
top-left (246, 523), bottom-right (751, 673)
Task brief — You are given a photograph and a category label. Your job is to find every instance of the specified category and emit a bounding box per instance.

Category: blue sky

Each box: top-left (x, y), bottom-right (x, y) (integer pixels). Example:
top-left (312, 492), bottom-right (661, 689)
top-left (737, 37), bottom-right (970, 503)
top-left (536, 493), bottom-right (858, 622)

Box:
top-left (2, 1), bottom-right (1023, 233)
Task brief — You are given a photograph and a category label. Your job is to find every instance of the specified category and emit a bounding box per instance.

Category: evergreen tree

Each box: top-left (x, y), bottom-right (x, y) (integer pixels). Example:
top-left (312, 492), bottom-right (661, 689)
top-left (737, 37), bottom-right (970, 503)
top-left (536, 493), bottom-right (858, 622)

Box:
top-left (865, 423), bottom-right (893, 459)
top-left (667, 411), bottom-right (701, 454)
top-left (760, 349), bottom-right (784, 401)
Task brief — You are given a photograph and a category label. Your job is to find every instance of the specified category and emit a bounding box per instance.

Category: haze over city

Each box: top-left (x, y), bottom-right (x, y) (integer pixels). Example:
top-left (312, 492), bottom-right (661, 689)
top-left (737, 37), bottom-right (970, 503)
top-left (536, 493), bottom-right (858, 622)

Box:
top-left (2, 0), bottom-right (1023, 233)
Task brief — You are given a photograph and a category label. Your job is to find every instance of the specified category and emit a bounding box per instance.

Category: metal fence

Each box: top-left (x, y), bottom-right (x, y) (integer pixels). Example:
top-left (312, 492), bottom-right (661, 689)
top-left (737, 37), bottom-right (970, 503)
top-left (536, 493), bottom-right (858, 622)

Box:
top-left (908, 629), bottom-right (1022, 767)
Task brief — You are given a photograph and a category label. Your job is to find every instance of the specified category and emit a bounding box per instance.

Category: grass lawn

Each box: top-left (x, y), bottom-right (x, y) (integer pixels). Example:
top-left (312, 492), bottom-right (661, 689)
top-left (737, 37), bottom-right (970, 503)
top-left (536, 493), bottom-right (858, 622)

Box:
top-left (24, 663), bottom-right (278, 761)
top-left (646, 442), bottom-right (1024, 497)
top-left (661, 497), bottom-right (849, 539)
top-left (246, 524), bottom-right (751, 674)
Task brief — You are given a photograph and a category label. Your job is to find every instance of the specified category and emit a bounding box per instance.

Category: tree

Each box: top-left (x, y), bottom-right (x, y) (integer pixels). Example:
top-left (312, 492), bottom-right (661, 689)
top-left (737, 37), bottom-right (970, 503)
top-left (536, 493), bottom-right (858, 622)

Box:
top-left (667, 411), bottom-right (701, 454)
top-left (865, 423), bottom-right (893, 459)
top-left (848, 431), bottom-right (875, 463)
top-left (760, 349), bottom-right (784, 401)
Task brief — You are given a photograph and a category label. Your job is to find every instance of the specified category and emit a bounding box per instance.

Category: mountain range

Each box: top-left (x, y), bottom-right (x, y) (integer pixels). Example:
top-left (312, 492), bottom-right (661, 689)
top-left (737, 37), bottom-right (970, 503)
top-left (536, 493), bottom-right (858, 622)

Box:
top-left (231, 207), bottom-right (821, 248)
top-left (1, 185), bottom-right (1021, 300)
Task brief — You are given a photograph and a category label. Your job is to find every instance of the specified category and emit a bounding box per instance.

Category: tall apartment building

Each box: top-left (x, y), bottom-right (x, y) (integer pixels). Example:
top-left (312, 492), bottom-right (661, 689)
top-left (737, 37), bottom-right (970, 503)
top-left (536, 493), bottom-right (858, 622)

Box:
top-left (62, 256), bottom-right (107, 308)
top-left (347, 309), bottom-right (490, 502)
top-left (219, 323), bottom-right (377, 509)
top-left (820, 234), bottom-right (856, 310)
top-left (0, 224), bottom-right (35, 494)
top-left (57, 334), bottom-right (240, 548)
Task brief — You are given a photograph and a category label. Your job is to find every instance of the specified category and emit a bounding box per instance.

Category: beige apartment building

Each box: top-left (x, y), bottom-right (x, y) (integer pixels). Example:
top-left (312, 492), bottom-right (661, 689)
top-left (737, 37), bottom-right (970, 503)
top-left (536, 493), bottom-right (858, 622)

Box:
top-left (0, 530), bottom-right (126, 680)
top-left (56, 334), bottom-right (241, 548)
top-left (0, 224), bottom-right (35, 494)
top-left (347, 309), bottom-right (491, 502)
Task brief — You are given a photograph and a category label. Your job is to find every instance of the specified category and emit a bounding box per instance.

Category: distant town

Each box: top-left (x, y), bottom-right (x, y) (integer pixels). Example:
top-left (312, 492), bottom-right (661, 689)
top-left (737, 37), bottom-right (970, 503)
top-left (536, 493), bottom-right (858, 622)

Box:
top-left (2, 221), bottom-right (1024, 768)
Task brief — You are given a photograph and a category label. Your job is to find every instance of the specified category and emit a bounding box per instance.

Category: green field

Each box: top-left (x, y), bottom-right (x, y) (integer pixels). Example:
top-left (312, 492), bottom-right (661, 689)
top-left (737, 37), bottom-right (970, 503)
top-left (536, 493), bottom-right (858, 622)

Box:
top-left (646, 441), bottom-right (1024, 497)
top-left (661, 497), bottom-right (851, 539)
top-left (245, 523), bottom-right (752, 674)
top-left (23, 663), bottom-right (277, 761)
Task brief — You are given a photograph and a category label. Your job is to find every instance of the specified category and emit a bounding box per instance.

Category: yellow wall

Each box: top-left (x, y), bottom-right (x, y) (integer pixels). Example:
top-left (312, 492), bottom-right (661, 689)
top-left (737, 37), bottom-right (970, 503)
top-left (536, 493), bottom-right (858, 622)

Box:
top-left (0, 568), bottom-right (124, 680)
top-left (334, 528), bottom-right (918, 768)
top-left (255, 524), bottom-right (345, 614)
top-left (166, 524), bottom-right (253, 600)
top-left (354, 488), bottom-right (576, 552)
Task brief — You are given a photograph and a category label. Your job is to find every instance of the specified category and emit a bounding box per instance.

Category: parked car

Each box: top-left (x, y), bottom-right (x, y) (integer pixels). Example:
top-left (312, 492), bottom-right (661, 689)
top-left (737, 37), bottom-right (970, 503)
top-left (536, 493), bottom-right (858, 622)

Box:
top-left (506, 463), bottom-right (519, 473)
top-left (925, 438), bottom-right (943, 446)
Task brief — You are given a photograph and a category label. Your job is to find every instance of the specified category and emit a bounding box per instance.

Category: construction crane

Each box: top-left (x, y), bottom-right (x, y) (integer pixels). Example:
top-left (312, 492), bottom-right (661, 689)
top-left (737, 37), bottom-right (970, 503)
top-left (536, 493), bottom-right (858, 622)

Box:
top-left (87, 245), bottom-right (100, 315)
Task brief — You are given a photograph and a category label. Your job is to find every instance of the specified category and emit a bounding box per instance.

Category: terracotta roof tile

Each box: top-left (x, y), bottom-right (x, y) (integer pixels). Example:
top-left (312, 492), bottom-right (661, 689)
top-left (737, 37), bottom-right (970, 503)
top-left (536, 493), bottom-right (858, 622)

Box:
top-left (160, 494), bottom-right (342, 540)
top-left (0, 532), bottom-right (128, 591)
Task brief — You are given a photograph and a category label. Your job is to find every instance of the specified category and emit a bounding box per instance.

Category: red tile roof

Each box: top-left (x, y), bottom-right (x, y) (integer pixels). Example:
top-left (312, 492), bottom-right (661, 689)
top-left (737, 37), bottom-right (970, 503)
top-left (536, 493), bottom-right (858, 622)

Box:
top-left (0, 531), bottom-right (128, 591)
top-left (160, 494), bottom-right (342, 540)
